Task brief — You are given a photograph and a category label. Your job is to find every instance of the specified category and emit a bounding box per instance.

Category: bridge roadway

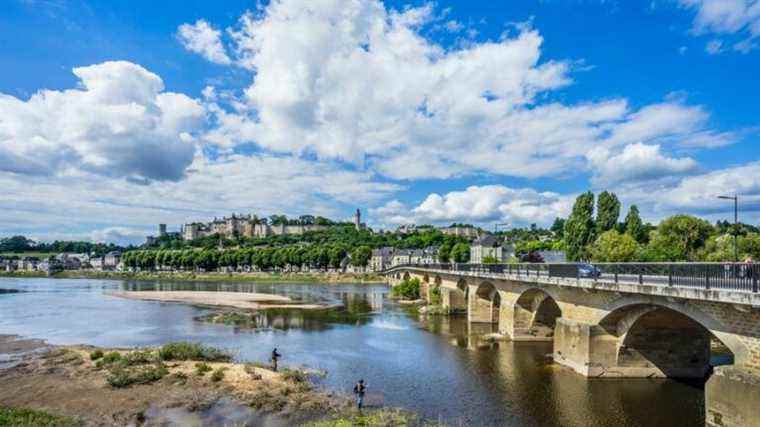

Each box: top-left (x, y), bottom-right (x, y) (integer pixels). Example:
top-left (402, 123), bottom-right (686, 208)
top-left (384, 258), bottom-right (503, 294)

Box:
top-left (384, 262), bottom-right (760, 427)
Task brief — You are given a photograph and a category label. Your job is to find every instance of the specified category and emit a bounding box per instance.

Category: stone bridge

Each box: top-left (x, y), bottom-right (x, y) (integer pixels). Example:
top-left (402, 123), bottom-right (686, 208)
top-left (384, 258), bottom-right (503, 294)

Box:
top-left (385, 263), bottom-right (760, 427)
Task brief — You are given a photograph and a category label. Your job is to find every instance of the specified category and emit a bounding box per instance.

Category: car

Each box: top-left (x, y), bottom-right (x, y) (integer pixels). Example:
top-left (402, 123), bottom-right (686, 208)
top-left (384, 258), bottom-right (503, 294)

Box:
top-left (577, 263), bottom-right (601, 279)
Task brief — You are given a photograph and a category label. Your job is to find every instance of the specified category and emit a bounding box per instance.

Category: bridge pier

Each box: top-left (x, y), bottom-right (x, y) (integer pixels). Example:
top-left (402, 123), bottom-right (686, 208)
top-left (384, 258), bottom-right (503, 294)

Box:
top-left (706, 367), bottom-right (760, 427)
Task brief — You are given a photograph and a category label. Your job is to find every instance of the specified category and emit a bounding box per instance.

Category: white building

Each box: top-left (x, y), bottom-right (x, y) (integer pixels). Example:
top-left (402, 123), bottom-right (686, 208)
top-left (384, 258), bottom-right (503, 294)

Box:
top-left (470, 234), bottom-right (513, 263)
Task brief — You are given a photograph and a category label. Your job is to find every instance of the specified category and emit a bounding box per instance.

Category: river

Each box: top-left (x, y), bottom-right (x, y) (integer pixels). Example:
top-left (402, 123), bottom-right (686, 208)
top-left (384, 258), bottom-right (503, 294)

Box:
top-left (0, 277), bottom-right (706, 426)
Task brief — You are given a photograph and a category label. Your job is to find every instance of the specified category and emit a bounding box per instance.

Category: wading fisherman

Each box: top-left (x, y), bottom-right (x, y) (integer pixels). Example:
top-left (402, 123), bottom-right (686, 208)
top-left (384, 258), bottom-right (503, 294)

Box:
top-left (353, 379), bottom-right (366, 410)
top-left (271, 347), bottom-right (281, 372)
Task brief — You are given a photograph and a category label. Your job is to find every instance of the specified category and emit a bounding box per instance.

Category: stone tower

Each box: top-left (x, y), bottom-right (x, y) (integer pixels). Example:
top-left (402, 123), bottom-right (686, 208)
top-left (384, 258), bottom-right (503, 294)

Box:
top-left (159, 224), bottom-right (167, 237)
top-left (354, 209), bottom-right (361, 231)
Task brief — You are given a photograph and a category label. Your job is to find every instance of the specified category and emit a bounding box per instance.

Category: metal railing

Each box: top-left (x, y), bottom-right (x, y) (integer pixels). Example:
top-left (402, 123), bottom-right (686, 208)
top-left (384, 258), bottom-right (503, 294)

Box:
top-left (384, 262), bottom-right (760, 293)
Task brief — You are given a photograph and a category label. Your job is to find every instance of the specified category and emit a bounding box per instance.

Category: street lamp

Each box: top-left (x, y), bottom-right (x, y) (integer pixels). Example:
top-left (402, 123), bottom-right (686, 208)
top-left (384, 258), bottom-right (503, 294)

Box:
top-left (717, 195), bottom-right (738, 262)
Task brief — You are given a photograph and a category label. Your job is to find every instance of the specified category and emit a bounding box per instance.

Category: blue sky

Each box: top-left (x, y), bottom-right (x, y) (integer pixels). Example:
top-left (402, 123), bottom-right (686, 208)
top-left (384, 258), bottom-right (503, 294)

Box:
top-left (1, 0), bottom-right (759, 244)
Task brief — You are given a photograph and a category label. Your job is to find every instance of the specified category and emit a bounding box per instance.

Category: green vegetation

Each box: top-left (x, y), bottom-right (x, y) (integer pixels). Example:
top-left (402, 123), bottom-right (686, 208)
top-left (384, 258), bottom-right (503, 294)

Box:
top-left (429, 286), bottom-right (441, 305)
top-left (450, 242), bottom-right (470, 263)
top-left (392, 277), bottom-right (421, 300)
top-left (210, 367), bottom-right (226, 382)
top-left (0, 235), bottom-right (127, 257)
top-left (106, 364), bottom-right (169, 388)
top-left (195, 362), bottom-right (212, 376)
top-left (158, 342), bottom-right (232, 362)
top-left (564, 191), bottom-right (596, 262)
top-left (89, 349), bottom-right (104, 361)
top-left (305, 409), bottom-right (423, 427)
top-left (95, 351), bottom-right (123, 369)
top-left (0, 406), bottom-right (80, 427)
top-left (590, 230), bottom-right (638, 262)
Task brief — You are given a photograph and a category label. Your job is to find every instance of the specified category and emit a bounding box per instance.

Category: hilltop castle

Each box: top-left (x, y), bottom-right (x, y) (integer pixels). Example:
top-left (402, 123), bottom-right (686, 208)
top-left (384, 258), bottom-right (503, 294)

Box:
top-left (181, 210), bottom-right (366, 241)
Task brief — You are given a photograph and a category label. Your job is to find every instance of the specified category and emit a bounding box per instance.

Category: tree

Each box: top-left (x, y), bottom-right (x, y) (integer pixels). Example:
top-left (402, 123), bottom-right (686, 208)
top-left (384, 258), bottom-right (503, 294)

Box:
top-left (350, 246), bottom-right (372, 267)
top-left (624, 205), bottom-right (645, 243)
top-left (596, 191), bottom-right (620, 235)
top-left (438, 242), bottom-right (452, 263)
top-left (564, 192), bottom-right (596, 261)
top-left (482, 255), bottom-right (499, 264)
top-left (550, 218), bottom-right (566, 239)
top-left (450, 243), bottom-right (470, 263)
top-left (590, 230), bottom-right (638, 262)
top-left (643, 215), bottom-right (713, 261)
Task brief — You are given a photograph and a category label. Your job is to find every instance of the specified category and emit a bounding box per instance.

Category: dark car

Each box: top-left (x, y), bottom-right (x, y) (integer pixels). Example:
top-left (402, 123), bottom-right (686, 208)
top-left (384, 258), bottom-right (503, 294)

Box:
top-left (577, 263), bottom-right (601, 279)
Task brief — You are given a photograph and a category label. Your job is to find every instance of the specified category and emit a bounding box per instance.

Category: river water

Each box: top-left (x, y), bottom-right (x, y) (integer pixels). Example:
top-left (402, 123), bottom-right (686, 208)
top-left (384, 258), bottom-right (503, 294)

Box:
top-left (0, 277), bottom-right (705, 426)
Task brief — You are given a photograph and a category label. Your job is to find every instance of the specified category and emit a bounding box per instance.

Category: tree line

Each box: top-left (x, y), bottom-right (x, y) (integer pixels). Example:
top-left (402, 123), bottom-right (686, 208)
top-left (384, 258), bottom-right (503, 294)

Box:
top-left (0, 235), bottom-right (128, 257)
top-left (562, 191), bottom-right (760, 262)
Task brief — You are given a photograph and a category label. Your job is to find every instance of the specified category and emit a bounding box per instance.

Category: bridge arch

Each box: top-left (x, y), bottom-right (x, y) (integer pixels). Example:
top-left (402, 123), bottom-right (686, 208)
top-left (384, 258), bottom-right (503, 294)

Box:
top-left (513, 288), bottom-right (563, 340)
top-left (597, 297), bottom-right (749, 368)
top-left (598, 303), bottom-right (740, 378)
top-left (469, 281), bottom-right (500, 325)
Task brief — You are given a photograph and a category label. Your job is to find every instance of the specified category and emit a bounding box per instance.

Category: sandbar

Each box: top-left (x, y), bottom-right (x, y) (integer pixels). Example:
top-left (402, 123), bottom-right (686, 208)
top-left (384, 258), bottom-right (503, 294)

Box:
top-left (109, 291), bottom-right (333, 310)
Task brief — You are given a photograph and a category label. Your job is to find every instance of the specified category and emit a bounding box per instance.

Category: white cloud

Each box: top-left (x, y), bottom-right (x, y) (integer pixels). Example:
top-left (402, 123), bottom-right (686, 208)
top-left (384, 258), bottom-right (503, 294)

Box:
top-left (177, 19), bottom-right (231, 65)
top-left (587, 143), bottom-right (698, 186)
top-left (90, 227), bottom-right (147, 246)
top-left (679, 0), bottom-right (760, 53)
top-left (371, 185), bottom-right (574, 228)
top-left (0, 61), bottom-right (205, 182)
top-left (195, 0), bottom-right (733, 183)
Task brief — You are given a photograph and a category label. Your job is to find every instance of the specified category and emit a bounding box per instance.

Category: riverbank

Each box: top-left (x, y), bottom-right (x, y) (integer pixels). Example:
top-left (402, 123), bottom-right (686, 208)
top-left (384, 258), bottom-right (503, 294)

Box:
top-left (0, 270), bottom-right (387, 284)
top-left (110, 290), bottom-right (338, 310)
top-left (0, 335), bottom-right (354, 426)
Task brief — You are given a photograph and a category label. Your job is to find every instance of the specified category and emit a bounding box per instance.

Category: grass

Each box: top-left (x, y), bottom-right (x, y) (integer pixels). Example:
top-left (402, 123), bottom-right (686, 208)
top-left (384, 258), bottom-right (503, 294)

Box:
top-left (305, 409), bottom-right (423, 427)
top-left (48, 270), bottom-right (385, 284)
top-left (0, 406), bottom-right (80, 427)
top-left (158, 342), bottom-right (232, 362)
top-left (280, 368), bottom-right (308, 383)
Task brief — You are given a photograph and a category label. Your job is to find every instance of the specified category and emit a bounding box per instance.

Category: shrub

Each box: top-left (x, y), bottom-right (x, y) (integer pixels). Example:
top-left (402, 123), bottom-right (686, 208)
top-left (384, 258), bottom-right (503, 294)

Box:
top-left (211, 367), bottom-right (226, 382)
top-left (429, 286), bottom-right (441, 305)
top-left (123, 349), bottom-right (157, 366)
top-left (95, 351), bottom-right (123, 369)
top-left (195, 362), bottom-right (212, 376)
top-left (89, 350), bottom-right (104, 361)
top-left (106, 364), bottom-right (168, 388)
top-left (0, 407), bottom-right (80, 427)
top-left (280, 368), bottom-right (307, 383)
top-left (158, 342), bottom-right (231, 362)
top-left (391, 278), bottom-right (420, 300)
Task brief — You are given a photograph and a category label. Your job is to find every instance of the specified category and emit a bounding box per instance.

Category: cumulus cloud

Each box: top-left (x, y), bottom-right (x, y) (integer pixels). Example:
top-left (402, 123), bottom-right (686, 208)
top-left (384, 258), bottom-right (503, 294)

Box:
top-left (679, 0), bottom-right (760, 53)
top-left (177, 19), bottom-right (231, 64)
top-left (0, 61), bottom-right (204, 182)
top-left (371, 185), bottom-right (574, 228)
top-left (587, 143), bottom-right (698, 186)
top-left (0, 152), bottom-right (400, 242)
top-left (90, 227), bottom-right (147, 246)
top-left (192, 0), bottom-right (732, 183)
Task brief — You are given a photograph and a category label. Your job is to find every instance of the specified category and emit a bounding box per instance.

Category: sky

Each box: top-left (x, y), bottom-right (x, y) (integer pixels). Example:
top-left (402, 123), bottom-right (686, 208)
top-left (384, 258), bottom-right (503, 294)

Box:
top-left (0, 0), bottom-right (759, 245)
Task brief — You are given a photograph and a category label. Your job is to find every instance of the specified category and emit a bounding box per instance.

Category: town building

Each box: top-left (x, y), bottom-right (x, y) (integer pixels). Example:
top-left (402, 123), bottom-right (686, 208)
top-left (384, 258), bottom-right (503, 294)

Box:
top-left (370, 247), bottom-right (394, 271)
top-left (104, 251), bottom-right (122, 269)
top-left (181, 214), bottom-right (340, 241)
top-left (470, 234), bottom-right (514, 263)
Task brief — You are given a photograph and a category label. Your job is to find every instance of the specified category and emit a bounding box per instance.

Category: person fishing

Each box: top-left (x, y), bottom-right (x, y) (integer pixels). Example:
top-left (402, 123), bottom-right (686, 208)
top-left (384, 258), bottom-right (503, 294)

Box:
top-left (271, 347), bottom-right (281, 372)
top-left (353, 379), bottom-right (366, 410)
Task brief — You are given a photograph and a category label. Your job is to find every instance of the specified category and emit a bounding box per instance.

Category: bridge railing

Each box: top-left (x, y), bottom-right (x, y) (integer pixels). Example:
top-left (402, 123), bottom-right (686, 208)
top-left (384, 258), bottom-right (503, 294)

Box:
top-left (386, 262), bottom-right (759, 293)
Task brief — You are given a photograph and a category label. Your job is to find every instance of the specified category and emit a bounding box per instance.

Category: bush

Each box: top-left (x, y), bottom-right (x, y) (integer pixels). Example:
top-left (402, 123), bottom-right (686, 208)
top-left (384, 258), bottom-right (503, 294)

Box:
top-left (211, 367), bottom-right (226, 382)
top-left (0, 407), bottom-right (80, 427)
top-left (195, 362), bottom-right (212, 376)
top-left (123, 349), bottom-right (157, 366)
top-left (95, 351), bottom-right (123, 368)
top-left (280, 368), bottom-right (307, 383)
top-left (429, 286), bottom-right (441, 305)
top-left (391, 278), bottom-right (420, 300)
top-left (158, 342), bottom-right (231, 362)
top-left (106, 364), bottom-right (168, 388)
top-left (89, 350), bottom-right (104, 361)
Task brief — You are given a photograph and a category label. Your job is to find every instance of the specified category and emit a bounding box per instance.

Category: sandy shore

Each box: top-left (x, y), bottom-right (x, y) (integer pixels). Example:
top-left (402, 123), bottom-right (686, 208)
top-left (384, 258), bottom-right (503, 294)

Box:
top-left (109, 291), bottom-right (336, 310)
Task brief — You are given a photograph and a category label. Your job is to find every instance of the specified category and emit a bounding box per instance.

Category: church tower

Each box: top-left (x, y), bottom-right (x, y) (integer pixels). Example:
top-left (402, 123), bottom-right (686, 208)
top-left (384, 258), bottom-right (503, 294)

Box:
top-left (354, 208), bottom-right (361, 231)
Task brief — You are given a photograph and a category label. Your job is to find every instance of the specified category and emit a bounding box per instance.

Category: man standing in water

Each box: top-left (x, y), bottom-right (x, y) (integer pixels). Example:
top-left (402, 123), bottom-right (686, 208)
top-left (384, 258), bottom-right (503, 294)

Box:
top-left (271, 348), bottom-right (281, 372)
top-left (353, 379), bottom-right (366, 410)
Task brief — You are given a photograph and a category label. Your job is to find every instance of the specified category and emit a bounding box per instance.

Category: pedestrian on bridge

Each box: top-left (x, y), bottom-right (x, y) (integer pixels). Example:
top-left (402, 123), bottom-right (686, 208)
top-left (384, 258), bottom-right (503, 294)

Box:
top-left (744, 256), bottom-right (755, 279)
top-left (271, 347), bottom-right (281, 372)
top-left (353, 379), bottom-right (366, 410)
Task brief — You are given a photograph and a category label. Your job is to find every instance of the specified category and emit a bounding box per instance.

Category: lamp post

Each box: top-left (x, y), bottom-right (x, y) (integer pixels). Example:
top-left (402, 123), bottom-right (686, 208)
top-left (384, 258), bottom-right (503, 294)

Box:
top-left (717, 195), bottom-right (738, 262)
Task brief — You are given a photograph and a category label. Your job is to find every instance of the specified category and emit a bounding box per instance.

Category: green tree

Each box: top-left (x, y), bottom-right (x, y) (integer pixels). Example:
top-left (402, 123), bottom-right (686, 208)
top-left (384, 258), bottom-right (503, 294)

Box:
top-left (624, 205), bottom-right (645, 243)
top-left (550, 218), bottom-right (566, 238)
top-left (482, 255), bottom-right (499, 264)
top-left (350, 246), bottom-right (372, 267)
top-left (438, 242), bottom-right (452, 263)
top-left (596, 191), bottom-right (620, 235)
top-left (590, 230), bottom-right (638, 262)
top-left (643, 215), bottom-right (713, 261)
top-left (450, 243), bottom-right (470, 263)
top-left (564, 191), bottom-right (596, 261)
